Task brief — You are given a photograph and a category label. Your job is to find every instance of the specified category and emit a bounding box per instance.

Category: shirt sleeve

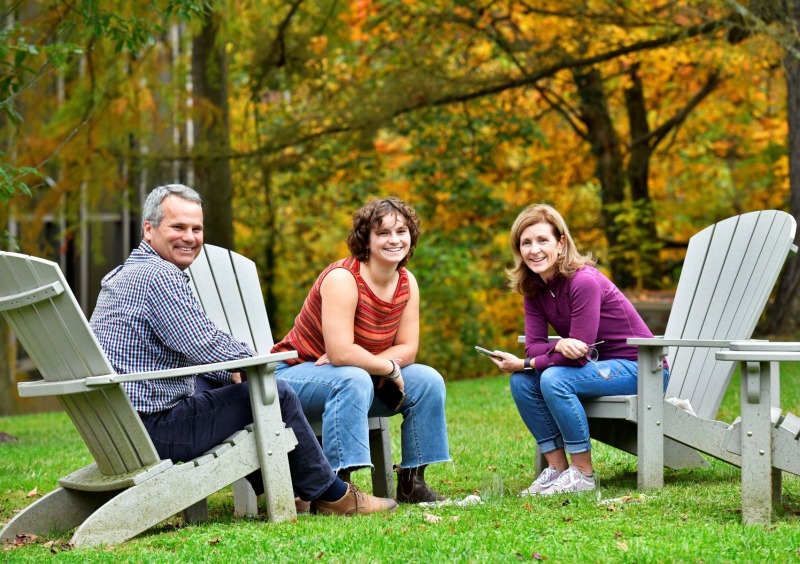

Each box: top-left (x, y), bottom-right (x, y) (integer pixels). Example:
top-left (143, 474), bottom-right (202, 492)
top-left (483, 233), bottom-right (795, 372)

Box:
top-left (143, 269), bottom-right (254, 383)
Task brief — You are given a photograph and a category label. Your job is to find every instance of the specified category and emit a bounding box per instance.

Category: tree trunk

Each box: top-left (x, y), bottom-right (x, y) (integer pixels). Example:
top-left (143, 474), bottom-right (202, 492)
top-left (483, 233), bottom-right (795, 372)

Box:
top-left (762, 2), bottom-right (800, 335)
top-left (191, 12), bottom-right (234, 248)
top-left (624, 62), bottom-right (662, 287)
top-left (573, 66), bottom-right (629, 286)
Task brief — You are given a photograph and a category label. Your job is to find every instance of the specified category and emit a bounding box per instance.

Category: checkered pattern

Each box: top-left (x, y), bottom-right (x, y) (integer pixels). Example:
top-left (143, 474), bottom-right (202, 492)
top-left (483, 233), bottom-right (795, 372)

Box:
top-left (89, 242), bottom-right (253, 414)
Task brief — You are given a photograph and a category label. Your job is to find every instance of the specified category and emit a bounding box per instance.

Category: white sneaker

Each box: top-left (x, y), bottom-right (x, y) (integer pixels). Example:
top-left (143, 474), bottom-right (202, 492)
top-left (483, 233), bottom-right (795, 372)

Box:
top-left (540, 466), bottom-right (595, 495)
top-left (519, 466), bottom-right (564, 496)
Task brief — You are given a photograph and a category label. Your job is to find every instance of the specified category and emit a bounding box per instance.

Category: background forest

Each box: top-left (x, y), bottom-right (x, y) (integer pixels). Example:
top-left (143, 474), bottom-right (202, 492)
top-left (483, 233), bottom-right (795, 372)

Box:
top-left (2, 0), bottom-right (799, 414)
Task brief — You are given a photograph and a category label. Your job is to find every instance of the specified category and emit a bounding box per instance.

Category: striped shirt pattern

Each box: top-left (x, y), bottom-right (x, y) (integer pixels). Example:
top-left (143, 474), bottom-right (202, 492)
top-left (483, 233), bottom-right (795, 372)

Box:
top-left (89, 242), bottom-right (254, 413)
top-left (272, 256), bottom-right (410, 363)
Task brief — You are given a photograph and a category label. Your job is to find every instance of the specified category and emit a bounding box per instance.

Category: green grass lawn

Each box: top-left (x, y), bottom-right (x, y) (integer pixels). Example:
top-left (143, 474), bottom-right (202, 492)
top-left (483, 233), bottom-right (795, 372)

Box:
top-left (2, 365), bottom-right (800, 563)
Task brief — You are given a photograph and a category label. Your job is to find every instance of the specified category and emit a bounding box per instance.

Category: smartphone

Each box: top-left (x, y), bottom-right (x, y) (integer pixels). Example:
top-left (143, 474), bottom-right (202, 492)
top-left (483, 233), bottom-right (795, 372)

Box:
top-left (475, 346), bottom-right (502, 360)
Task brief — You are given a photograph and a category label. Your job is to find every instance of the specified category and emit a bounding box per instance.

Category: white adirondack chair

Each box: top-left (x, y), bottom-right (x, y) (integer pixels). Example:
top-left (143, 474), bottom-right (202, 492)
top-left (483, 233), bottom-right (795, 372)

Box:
top-left (525, 210), bottom-right (797, 519)
top-left (187, 245), bottom-right (395, 515)
top-left (0, 249), bottom-right (298, 547)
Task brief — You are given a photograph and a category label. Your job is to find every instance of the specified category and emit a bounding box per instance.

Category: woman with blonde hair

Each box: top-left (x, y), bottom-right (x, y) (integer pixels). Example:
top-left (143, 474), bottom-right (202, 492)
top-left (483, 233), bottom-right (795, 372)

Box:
top-left (486, 204), bottom-right (665, 495)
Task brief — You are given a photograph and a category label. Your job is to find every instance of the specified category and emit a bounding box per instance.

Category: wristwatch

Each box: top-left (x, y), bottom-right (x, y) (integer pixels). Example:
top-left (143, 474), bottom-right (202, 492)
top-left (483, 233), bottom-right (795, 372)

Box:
top-left (523, 357), bottom-right (534, 371)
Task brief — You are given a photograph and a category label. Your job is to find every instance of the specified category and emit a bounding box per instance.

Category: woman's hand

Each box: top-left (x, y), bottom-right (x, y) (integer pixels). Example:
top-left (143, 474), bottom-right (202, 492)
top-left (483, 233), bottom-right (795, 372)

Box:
top-left (315, 352), bottom-right (331, 366)
top-left (554, 338), bottom-right (589, 360)
top-left (489, 351), bottom-right (525, 374)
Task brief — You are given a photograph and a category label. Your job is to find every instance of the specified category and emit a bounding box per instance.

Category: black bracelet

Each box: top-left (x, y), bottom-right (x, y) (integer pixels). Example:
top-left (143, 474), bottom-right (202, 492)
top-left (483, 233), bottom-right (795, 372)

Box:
top-left (524, 357), bottom-right (534, 371)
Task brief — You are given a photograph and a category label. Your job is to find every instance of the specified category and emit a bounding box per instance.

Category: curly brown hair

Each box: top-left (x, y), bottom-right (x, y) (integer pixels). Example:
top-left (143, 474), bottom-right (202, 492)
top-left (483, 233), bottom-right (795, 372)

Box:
top-left (346, 197), bottom-right (421, 269)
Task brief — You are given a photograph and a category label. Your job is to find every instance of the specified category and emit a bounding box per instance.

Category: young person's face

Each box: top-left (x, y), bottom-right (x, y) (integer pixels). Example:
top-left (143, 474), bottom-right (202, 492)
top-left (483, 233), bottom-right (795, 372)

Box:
top-left (519, 222), bottom-right (564, 281)
top-left (143, 195), bottom-right (204, 270)
top-left (368, 213), bottom-right (411, 267)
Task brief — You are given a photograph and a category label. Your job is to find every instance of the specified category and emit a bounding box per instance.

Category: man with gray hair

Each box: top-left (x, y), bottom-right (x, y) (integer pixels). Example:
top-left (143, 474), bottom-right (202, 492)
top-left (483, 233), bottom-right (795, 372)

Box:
top-left (90, 184), bottom-right (396, 516)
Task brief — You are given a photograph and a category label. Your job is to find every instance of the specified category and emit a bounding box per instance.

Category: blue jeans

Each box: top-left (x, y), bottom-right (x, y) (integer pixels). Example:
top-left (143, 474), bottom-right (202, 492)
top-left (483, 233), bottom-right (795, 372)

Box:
top-left (276, 361), bottom-right (451, 472)
top-left (509, 360), bottom-right (668, 455)
top-left (139, 377), bottom-right (336, 501)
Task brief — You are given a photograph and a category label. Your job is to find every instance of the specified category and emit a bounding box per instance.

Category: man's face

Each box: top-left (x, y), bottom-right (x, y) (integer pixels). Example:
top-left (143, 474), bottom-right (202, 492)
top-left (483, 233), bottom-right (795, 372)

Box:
top-left (143, 195), bottom-right (204, 270)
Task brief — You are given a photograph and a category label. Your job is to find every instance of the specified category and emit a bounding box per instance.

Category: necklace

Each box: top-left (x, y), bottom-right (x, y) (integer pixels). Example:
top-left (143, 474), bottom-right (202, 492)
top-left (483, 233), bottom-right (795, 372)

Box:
top-left (366, 261), bottom-right (396, 287)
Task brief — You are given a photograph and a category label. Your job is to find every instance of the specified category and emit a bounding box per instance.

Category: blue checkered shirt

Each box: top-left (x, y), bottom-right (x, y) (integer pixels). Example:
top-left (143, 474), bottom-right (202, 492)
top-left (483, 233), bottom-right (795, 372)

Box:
top-left (89, 242), bottom-right (254, 414)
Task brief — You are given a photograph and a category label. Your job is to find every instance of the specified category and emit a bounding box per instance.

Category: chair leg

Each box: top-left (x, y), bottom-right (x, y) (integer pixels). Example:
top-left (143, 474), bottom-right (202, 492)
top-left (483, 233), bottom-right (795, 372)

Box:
top-left (182, 499), bottom-right (209, 523)
top-left (0, 487), bottom-right (114, 542)
top-left (369, 417), bottom-right (395, 498)
top-left (233, 478), bottom-right (258, 517)
top-left (637, 344), bottom-right (666, 490)
top-left (740, 360), bottom-right (774, 525)
top-left (534, 443), bottom-right (547, 477)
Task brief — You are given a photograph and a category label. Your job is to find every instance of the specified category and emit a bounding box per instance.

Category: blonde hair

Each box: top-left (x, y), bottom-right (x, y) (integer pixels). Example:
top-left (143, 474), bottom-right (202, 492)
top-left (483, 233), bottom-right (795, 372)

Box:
top-left (506, 204), bottom-right (595, 296)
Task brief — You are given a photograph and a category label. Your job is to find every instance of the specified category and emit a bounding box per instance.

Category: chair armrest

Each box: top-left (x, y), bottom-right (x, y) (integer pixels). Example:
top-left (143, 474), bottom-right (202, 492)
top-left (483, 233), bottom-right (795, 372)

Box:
top-left (17, 351), bottom-right (298, 398)
top-left (717, 340), bottom-right (800, 362)
top-left (628, 337), bottom-right (742, 348)
top-left (85, 351), bottom-right (298, 386)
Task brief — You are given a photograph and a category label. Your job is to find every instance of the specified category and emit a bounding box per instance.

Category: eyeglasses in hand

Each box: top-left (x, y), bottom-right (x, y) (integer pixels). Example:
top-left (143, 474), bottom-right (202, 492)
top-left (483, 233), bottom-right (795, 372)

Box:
top-left (586, 342), bottom-right (620, 380)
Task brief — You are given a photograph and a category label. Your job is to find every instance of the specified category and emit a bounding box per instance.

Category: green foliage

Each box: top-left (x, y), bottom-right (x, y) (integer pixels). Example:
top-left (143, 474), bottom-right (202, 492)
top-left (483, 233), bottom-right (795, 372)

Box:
top-left (2, 363), bottom-right (800, 560)
top-left (0, 153), bottom-right (35, 202)
top-left (605, 199), bottom-right (665, 289)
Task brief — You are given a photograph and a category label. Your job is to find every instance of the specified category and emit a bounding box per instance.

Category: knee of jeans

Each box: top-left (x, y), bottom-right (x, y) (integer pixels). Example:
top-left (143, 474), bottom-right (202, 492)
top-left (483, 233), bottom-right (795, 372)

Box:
top-left (333, 367), bottom-right (373, 403)
top-left (509, 372), bottom-right (530, 400)
top-left (408, 365), bottom-right (445, 395)
top-left (539, 368), bottom-right (566, 397)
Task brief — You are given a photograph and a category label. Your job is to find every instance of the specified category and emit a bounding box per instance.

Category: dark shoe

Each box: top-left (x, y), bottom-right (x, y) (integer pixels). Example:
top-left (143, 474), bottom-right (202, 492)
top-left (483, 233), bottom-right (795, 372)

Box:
top-left (295, 496), bottom-right (311, 514)
top-left (395, 465), bottom-right (447, 504)
top-left (311, 483), bottom-right (398, 516)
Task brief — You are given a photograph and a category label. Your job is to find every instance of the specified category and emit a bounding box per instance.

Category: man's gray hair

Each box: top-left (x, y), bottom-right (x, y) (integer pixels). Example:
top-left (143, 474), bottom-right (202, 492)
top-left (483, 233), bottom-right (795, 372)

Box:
top-left (141, 184), bottom-right (202, 235)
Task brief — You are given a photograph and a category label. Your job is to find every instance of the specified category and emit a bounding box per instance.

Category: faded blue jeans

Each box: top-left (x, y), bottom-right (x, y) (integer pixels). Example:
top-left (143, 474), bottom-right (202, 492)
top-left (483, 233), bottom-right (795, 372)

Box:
top-left (276, 361), bottom-right (451, 472)
top-left (509, 360), bottom-right (669, 455)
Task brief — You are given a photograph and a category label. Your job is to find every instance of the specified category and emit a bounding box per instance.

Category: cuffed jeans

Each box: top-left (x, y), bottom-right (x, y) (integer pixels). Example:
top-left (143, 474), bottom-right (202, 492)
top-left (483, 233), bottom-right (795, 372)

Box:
top-left (509, 360), bottom-right (667, 455)
top-left (276, 361), bottom-right (451, 472)
top-left (139, 377), bottom-right (336, 501)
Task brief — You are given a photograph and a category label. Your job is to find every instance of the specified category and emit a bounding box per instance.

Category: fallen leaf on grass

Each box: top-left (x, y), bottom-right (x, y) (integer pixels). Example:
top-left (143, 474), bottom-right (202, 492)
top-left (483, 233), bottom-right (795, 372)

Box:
top-left (532, 553), bottom-right (547, 561)
top-left (424, 513), bottom-right (442, 524)
top-left (15, 533), bottom-right (37, 545)
top-left (25, 488), bottom-right (38, 498)
top-left (315, 551), bottom-right (324, 559)
top-left (599, 494), bottom-right (646, 506)
top-left (208, 537), bottom-right (221, 545)
top-left (616, 541), bottom-right (629, 552)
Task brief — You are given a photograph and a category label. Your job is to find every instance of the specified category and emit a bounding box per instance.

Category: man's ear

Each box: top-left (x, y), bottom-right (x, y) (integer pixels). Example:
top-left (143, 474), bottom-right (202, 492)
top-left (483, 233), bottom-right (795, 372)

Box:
top-left (143, 221), bottom-right (153, 242)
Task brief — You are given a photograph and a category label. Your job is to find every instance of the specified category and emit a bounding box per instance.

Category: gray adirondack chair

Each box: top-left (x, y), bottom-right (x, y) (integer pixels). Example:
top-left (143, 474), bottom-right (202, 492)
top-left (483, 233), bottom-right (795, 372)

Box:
top-left (0, 249), bottom-right (298, 548)
top-left (188, 245), bottom-right (395, 516)
top-left (524, 210), bottom-right (797, 506)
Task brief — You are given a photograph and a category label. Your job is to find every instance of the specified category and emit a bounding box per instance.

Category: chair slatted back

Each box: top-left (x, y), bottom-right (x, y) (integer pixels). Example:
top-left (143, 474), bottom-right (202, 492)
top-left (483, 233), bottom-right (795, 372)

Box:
top-left (0, 251), bottom-right (160, 474)
top-left (664, 210), bottom-right (796, 419)
top-left (188, 245), bottom-right (274, 354)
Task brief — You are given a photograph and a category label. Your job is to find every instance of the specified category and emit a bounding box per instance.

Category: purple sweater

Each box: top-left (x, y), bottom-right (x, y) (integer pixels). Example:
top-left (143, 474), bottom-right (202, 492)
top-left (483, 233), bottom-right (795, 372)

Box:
top-left (523, 266), bottom-right (653, 370)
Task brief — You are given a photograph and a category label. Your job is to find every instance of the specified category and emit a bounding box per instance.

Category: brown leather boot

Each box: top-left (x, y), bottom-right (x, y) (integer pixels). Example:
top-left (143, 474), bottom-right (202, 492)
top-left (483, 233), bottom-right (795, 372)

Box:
top-left (311, 483), bottom-right (398, 516)
top-left (395, 465), bottom-right (447, 503)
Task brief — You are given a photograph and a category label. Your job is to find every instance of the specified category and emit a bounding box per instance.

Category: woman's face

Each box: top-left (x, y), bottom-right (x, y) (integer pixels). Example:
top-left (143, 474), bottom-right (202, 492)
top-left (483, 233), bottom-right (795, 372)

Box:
top-left (369, 213), bottom-right (411, 267)
top-left (519, 222), bottom-right (564, 281)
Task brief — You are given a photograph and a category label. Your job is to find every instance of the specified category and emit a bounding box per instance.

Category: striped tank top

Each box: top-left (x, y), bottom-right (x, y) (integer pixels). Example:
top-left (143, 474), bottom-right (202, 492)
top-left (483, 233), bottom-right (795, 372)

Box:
top-left (271, 256), bottom-right (410, 364)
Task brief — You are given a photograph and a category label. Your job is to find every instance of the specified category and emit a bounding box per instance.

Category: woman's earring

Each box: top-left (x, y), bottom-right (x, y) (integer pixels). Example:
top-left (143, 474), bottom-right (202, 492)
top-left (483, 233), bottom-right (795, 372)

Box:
top-left (365, 249), bottom-right (370, 262)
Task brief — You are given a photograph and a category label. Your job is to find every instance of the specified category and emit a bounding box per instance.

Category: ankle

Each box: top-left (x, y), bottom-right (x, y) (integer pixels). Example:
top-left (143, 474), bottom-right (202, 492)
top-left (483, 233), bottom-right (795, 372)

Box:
top-left (318, 477), bottom-right (348, 502)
